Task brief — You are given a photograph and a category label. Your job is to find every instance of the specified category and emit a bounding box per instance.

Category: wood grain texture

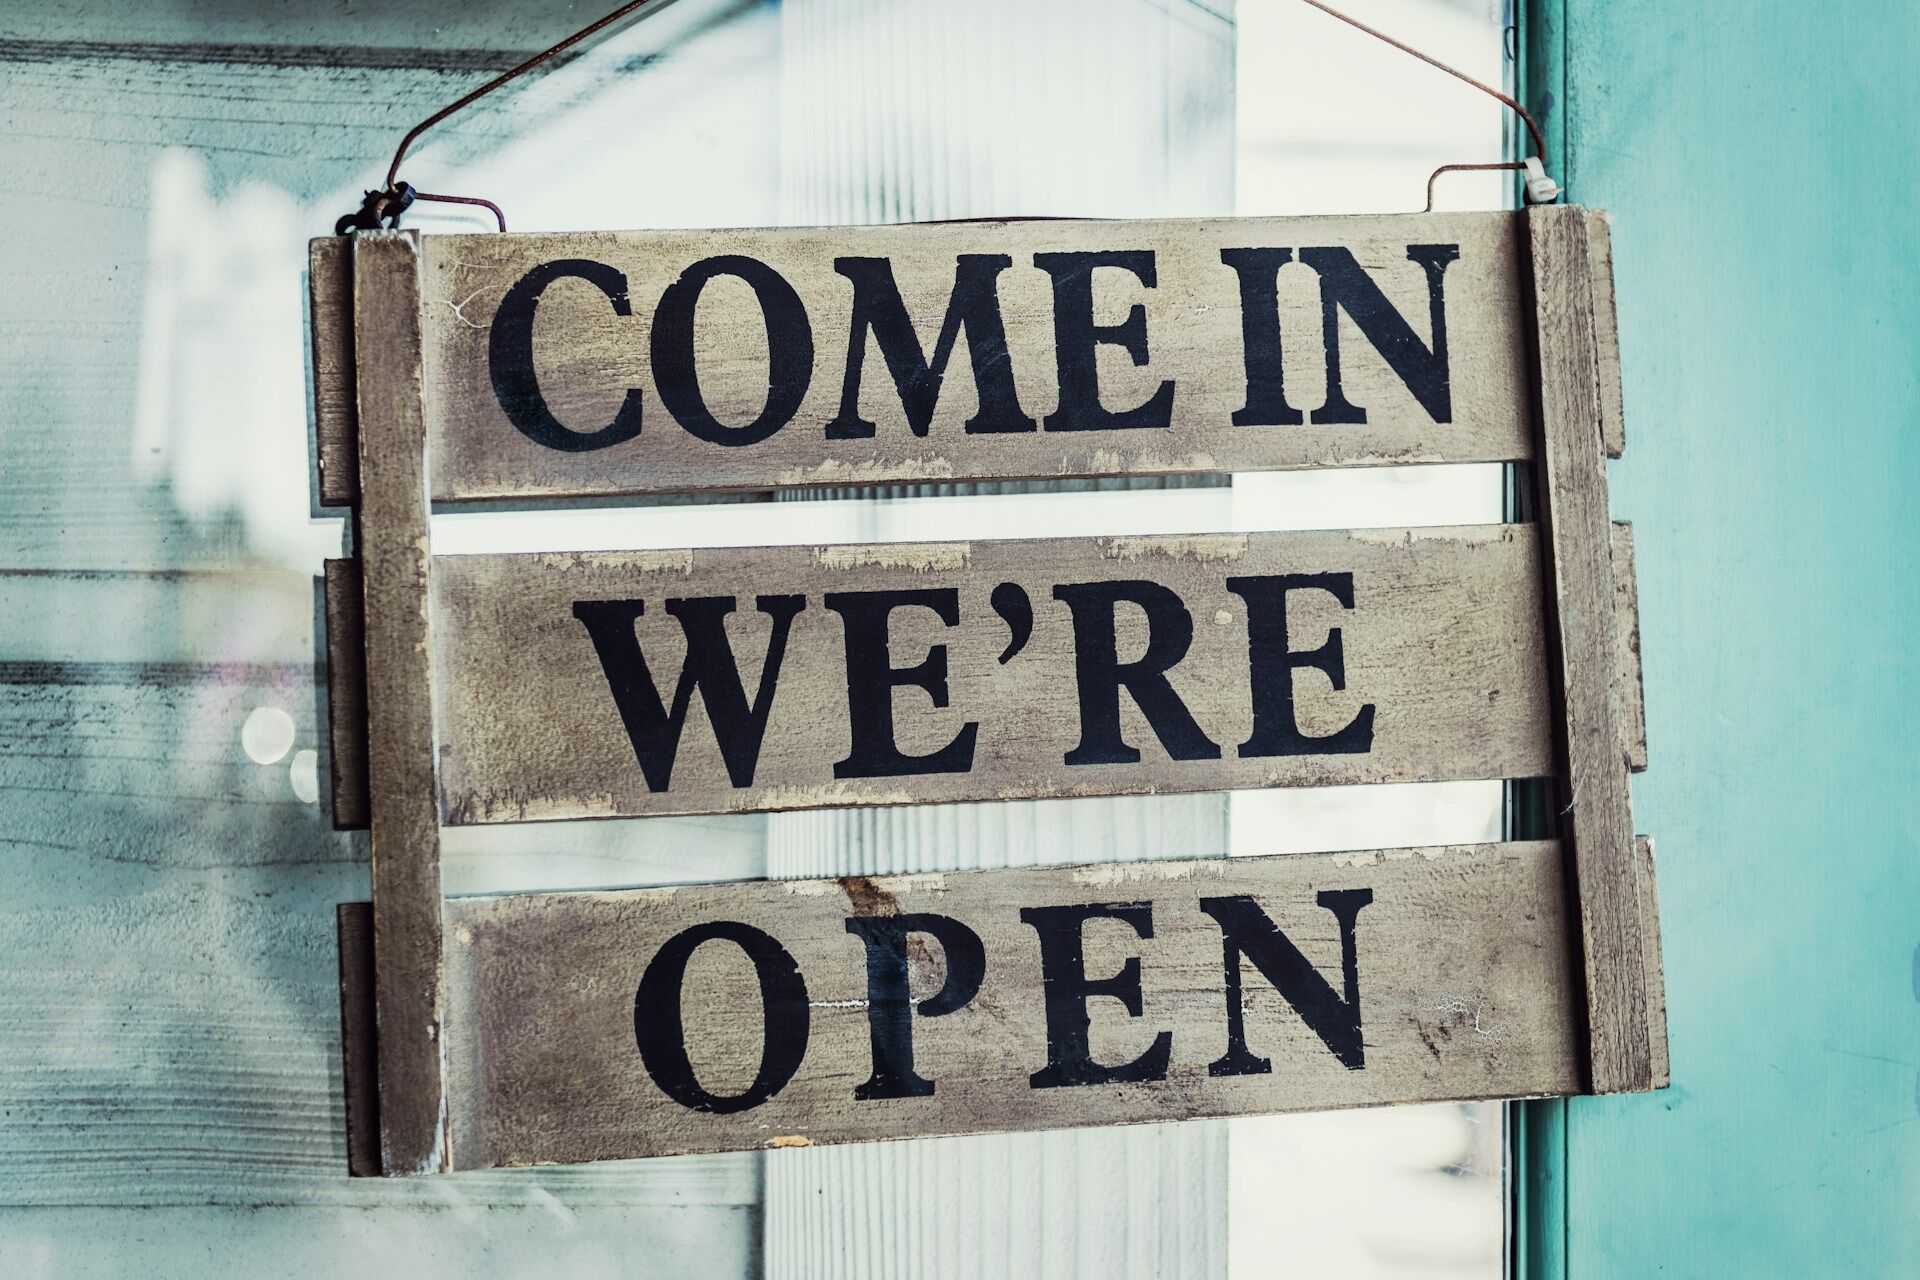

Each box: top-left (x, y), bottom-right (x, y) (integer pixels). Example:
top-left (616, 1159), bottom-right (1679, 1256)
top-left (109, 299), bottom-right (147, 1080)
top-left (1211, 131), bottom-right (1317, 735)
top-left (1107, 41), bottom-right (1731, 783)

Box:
top-left (1636, 837), bottom-right (1669, 1090)
top-left (442, 840), bottom-right (1583, 1168)
top-left (1526, 204), bottom-right (1652, 1094)
top-left (317, 530), bottom-right (1653, 823)
top-left (429, 524), bottom-right (1554, 823)
top-left (336, 901), bottom-right (381, 1177)
top-left (351, 231), bottom-right (449, 1174)
top-left (1610, 521), bottom-right (1648, 773)
top-left (309, 237), bottom-right (358, 508)
top-left (415, 212), bottom-right (1537, 501)
top-left (322, 558), bottom-right (369, 829)
top-left (1588, 211), bottom-right (1626, 460)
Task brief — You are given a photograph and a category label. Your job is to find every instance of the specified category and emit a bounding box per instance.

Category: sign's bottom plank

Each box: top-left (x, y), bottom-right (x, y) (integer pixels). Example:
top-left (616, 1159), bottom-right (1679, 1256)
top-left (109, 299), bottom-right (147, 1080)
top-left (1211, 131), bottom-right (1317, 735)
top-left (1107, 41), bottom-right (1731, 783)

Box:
top-left (439, 840), bottom-right (1581, 1170)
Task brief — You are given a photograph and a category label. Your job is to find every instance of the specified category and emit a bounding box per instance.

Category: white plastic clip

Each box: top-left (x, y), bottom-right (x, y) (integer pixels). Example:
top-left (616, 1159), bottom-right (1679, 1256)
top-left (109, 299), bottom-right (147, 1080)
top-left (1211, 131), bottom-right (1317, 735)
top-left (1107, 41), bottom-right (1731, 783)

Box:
top-left (1524, 155), bottom-right (1561, 205)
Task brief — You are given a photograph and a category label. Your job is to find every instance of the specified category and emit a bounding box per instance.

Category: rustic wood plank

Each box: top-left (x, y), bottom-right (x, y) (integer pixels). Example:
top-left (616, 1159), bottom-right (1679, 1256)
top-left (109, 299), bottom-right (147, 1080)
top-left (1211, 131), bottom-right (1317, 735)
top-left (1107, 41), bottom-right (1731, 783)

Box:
top-left (1611, 521), bottom-right (1648, 773)
top-left (309, 237), bottom-right (359, 507)
top-left (322, 558), bottom-right (370, 829)
top-left (1637, 836), bottom-right (1669, 1090)
top-left (429, 524), bottom-right (1554, 823)
top-left (442, 839), bottom-right (1582, 1168)
top-left (317, 521), bottom-right (1650, 819)
top-left (352, 231), bottom-right (450, 1173)
top-left (1588, 211), bottom-right (1626, 460)
top-left (415, 212), bottom-right (1537, 501)
top-left (1527, 204), bottom-right (1652, 1094)
top-left (336, 901), bottom-right (381, 1177)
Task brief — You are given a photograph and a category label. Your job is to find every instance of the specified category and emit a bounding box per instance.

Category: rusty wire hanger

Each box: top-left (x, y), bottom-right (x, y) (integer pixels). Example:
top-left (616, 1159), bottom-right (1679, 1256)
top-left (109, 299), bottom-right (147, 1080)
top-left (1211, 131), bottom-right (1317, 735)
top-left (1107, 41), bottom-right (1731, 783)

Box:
top-left (335, 0), bottom-right (667, 234)
top-left (336, 0), bottom-right (1553, 235)
top-left (1294, 0), bottom-right (1557, 210)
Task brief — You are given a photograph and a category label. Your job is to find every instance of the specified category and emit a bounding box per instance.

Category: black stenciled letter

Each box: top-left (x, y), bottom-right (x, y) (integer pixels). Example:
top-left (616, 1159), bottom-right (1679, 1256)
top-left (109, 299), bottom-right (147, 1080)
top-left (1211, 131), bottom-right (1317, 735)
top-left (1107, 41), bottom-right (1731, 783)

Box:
top-left (1033, 250), bottom-right (1175, 432)
top-left (827, 255), bottom-right (1037, 439)
top-left (490, 258), bottom-right (644, 452)
top-left (824, 588), bottom-right (978, 779)
top-left (843, 913), bottom-right (987, 1100)
top-left (1021, 901), bottom-right (1171, 1088)
top-left (572, 594), bottom-right (805, 791)
top-left (634, 921), bottom-right (809, 1113)
top-left (650, 255), bottom-right (814, 446)
top-left (1298, 244), bottom-right (1459, 424)
top-left (1227, 573), bottom-right (1374, 757)
top-left (1200, 890), bottom-right (1373, 1074)
top-left (1219, 247), bottom-right (1305, 427)
top-left (1052, 580), bottom-right (1219, 766)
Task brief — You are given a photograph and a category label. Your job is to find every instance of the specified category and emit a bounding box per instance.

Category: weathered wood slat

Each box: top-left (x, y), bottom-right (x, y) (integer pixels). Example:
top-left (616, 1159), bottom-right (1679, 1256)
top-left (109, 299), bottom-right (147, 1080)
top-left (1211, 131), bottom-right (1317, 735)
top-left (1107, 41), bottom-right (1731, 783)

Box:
top-left (404, 212), bottom-right (1537, 502)
top-left (428, 524), bottom-right (1555, 823)
top-left (1588, 212), bottom-right (1626, 460)
top-left (336, 902), bottom-right (381, 1177)
top-left (322, 559), bottom-right (369, 828)
top-left (1526, 204), bottom-right (1652, 1093)
top-left (309, 237), bottom-right (358, 508)
top-left (1637, 837), bottom-right (1669, 1089)
top-left (316, 521), bottom-right (1655, 828)
top-left (1610, 521), bottom-right (1648, 772)
top-left (352, 231), bottom-right (450, 1173)
top-left (442, 839), bottom-right (1582, 1169)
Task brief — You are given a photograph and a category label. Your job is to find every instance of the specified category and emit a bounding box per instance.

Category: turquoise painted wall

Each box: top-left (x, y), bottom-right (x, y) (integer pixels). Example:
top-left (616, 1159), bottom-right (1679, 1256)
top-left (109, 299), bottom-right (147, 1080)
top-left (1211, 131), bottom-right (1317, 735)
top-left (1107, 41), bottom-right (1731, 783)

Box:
top-left (1534, 2), bottom-right (1920, 1274)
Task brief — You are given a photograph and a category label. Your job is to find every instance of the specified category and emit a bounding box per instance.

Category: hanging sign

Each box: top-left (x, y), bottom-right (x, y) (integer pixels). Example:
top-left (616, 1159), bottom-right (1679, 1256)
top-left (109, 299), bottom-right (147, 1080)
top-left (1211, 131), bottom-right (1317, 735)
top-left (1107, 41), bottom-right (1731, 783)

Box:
top-left (312, 206), bottom-right (1664, 1177)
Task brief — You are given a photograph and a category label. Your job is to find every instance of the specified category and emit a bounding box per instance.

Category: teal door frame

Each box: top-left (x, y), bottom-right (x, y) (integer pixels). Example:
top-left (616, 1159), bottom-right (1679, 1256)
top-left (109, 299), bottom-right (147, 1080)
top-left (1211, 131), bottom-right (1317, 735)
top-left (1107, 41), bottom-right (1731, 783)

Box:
top-left (1510, 6), bottom-right (1571, 1272)
top-left (1511, 1), bottom-right (1920, 1276)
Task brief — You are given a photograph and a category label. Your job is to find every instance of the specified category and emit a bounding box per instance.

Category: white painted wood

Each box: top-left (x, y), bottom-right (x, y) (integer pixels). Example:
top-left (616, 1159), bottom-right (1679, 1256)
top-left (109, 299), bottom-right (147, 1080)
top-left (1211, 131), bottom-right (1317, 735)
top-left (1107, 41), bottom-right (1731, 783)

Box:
top-left (765, 2), bottom-right (1235, 1275)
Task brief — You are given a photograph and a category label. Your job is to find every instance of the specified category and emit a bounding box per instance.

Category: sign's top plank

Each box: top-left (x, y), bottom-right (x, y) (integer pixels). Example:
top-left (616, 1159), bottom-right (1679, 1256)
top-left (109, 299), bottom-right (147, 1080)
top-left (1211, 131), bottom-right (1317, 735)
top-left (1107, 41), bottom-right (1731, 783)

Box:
top-left (414, 213), bottom-right (1536, 501)
top-left (429, 523), bottom-right (1553, 824)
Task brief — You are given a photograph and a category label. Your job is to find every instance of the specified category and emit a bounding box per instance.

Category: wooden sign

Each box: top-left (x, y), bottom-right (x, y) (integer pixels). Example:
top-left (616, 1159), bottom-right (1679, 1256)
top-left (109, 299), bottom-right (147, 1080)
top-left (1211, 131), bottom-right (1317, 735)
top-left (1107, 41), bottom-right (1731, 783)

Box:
top-left (311, 206), bottom-right (1665, 1178)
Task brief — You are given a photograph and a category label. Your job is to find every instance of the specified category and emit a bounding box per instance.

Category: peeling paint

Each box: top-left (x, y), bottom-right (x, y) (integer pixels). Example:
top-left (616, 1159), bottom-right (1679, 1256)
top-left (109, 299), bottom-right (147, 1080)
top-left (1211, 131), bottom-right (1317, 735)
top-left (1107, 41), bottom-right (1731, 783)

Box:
top-left (1331, 845), bottom-right (1452, 868)
top-left (815, 542), bottom-right (971, 572)
top-left (1077, 448), bottom-right (1220, 474)
top-left (775, 456), bottom-right (958, 486)
top-left (1070, 861), bottom-right (1193, 887)
top-left (1100, 533), bottom-right (1248, 563)
top-left (1349, 524), bottom-right (1518, 548)
top-left (744, 782), bottom-right (924, 810)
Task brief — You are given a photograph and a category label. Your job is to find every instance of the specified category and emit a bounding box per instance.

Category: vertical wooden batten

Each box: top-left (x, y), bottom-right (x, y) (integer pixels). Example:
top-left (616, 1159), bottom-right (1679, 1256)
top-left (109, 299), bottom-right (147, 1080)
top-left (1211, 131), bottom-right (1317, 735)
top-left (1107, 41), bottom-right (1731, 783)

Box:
top-left (309, 236), bottom-right (359, 507)
top-left (323, 557), bottom-right (370, 830)
top-left (350, 230), bottom-right (451, 1174)
top-left (1526, 203), bottom-right (1654, 1094)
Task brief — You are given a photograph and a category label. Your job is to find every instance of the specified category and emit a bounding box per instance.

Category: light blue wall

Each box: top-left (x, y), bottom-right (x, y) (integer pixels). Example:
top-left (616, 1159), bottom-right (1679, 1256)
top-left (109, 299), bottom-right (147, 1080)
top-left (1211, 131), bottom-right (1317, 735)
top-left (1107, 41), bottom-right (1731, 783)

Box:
top-left (1535, 2), bottom-right (1920, 1274)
